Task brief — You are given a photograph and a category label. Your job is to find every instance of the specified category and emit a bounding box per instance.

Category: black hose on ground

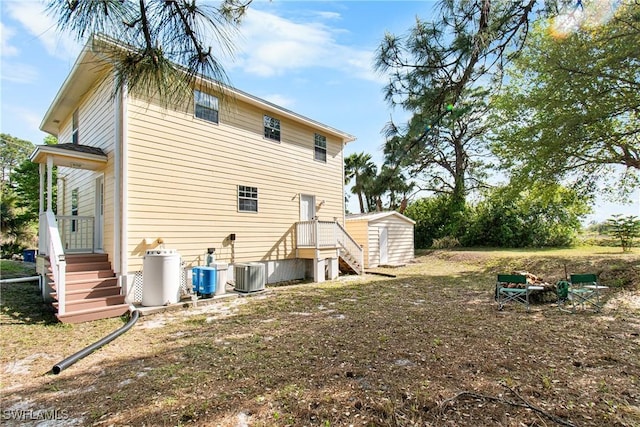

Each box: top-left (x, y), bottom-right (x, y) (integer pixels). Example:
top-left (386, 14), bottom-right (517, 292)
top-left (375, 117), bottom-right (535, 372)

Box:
top-left (52, 310), bottom-right (140, 375)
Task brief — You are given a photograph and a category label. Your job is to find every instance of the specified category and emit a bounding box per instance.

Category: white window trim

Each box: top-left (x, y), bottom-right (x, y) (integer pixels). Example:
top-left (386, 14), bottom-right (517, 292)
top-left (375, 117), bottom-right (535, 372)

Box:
top-left (314, 133), bottom-right (327, 163)
top-left (194, 90), bottom-right (219, 124)
top-left (238, 185), bottom-right (258, 213)
top-left (263, 115), bottom-right (281, 142)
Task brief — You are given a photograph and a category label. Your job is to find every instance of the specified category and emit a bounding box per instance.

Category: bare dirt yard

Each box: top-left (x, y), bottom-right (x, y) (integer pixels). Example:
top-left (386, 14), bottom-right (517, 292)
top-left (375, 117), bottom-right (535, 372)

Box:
top-left (1, 248), bottom-right (639, 426)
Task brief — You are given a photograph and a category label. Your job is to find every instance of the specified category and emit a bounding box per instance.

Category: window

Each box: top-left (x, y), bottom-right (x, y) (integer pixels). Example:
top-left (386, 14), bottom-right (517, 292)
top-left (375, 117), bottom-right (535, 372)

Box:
top-left (72, 109), bottom-right (79, 144)
top-left (194, 90), bottom-right (219, 123)
top-left (314, 133), bottom-right (327, 162)
top-left (264, 115), bottom-right (280, 141)
top-left (238, 186), bottom-right (258, 212)
top-left (71, 188), bottom-right (79, 231)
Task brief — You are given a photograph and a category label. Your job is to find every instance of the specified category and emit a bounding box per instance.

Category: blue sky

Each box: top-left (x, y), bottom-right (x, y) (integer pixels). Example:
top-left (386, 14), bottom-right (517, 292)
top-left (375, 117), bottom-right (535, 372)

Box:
top-left (1, 0), bottom-right (637, 221)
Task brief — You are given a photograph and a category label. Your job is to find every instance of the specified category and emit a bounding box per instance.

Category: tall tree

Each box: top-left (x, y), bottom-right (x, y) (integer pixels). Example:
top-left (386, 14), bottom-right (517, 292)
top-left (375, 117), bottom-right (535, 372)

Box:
top-left (373, 165), bottom-right (415, 213)
top-left (344, 152), bottom-right (377, 214)
top-left (47, 0), bottom-right (253, 105)
top-left (489, 2), bottom-right (640, 198)
top-left (12, 136), bottom-right (58, 223)
top-left (382, 89), bottom-right (492, 208)
top-left (1, 134), bottom-right (33, 193)
top-left (373, 0), bottom-right (547, 208)
top-left (0, 134), bottom-right (39, 255)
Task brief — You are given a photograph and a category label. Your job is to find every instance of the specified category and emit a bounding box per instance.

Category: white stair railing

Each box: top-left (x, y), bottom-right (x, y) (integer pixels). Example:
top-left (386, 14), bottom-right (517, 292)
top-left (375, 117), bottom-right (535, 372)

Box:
top-left (335, 222), bottom-right (364, 274)
top-left (295, 220), bottom-right (363, 274)
top-left (44, 211), bottom-right (67, 315)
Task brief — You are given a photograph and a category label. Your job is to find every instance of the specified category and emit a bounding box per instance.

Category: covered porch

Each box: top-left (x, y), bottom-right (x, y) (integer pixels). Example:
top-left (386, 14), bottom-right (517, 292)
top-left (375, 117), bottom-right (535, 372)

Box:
top-left (30, 143), bottom-right (113, 320)
top-left (31, 143), bottom-right (108, 256)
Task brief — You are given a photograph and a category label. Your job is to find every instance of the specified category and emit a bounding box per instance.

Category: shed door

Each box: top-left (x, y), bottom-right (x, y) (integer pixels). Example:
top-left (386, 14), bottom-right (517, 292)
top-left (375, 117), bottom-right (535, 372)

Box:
top-left (300, 194), bottom-right (316, 221)
top-left (379, 226), bottom-right (388, 264)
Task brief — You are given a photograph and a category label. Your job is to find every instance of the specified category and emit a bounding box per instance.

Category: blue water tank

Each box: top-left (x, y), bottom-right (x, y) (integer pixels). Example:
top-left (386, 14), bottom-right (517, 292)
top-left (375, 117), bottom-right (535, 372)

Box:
top-left (192, 266), bottom-right (217, 297)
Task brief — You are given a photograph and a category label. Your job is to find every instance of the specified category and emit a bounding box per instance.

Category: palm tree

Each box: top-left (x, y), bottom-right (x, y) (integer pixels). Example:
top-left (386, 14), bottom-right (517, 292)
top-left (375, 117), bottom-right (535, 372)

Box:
top-left (345, 152), bottom-right (377, 213)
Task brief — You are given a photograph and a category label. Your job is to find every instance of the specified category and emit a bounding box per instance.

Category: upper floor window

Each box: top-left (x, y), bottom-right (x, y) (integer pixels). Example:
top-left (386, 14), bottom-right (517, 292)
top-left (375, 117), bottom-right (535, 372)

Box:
top-left (238, 185), bottom-right (258, 212)
top-left (314, 133), bottom-right (327, 162)
top-left (194, 90), bottom-right (219, 123)
top-left (72, 109), bottom-right (79, 144)
top-left (264, 115), bottom-right (280, 141)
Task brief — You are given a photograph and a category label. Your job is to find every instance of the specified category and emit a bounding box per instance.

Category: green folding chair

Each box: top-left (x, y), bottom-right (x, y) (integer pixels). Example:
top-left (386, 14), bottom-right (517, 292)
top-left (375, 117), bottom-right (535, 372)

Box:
top-left (496, 274), bottom-right (539, 311)
top-left (558, 273), bottom-right (608, 313)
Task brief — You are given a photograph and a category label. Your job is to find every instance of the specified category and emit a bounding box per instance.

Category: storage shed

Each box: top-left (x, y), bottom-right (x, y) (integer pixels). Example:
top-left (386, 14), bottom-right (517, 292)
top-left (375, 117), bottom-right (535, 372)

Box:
top-left (345, 211), bottom-right (415, 268)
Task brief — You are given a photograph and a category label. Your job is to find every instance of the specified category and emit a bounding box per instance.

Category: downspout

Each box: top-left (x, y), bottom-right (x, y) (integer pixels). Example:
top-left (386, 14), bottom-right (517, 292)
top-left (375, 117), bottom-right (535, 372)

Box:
top-left (340, 140), bottom-right (346, 224)
top-left (120, 84), bottom-right (129, 290)
top-left (114, 82), bottom-right (129, 292)
top-left (114, 82), bottom-right (122, 280)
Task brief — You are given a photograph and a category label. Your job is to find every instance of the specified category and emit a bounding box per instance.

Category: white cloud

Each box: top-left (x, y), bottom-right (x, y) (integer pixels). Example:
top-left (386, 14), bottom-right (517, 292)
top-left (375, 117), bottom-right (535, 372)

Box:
top-left (313, 11), bottom-right (342, 21)
top-left (1, 62), bottom-right (38, 83)
top-left (4, 105), bottom-right (46, 136)
top-left (230, 8), bottom-right (382, 83)
top-left (1, 22), bottom-right (19, 56)
top-left (261, 93), bottom-right (295, 109)
top-left (18, 107), bottom-right (44, 131)
top-left (5, 1), bottom-right (81, 61)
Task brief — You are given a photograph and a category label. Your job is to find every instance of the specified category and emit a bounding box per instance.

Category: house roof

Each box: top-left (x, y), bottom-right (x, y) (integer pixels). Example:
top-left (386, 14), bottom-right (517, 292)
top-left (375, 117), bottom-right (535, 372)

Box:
top-left (40, 37), bottom-right (357, 144)
top-left (346, 211), bottom-right (416, 225)
top-left (29, 143), bottom-right (108, 170)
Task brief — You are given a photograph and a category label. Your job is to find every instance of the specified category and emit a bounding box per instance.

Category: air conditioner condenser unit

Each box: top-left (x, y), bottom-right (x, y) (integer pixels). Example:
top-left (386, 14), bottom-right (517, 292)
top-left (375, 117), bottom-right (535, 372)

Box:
top-left (234, 262), bottom-right (265, 292)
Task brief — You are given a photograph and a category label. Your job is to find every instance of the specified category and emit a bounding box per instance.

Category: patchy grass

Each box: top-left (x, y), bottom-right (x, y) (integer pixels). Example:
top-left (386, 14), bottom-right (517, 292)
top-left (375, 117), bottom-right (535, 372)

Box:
top-left (1, 248), bottom-right (639, 426)
top-left (0, 260), bottom-right (37, 279)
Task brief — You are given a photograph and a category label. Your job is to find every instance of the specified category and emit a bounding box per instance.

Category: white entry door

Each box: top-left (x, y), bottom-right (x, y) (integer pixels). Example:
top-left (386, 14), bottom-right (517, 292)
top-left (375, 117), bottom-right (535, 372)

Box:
top-left (94, 175), bottom-right (104, 252)
top-left (300, 194), bottom-right (316, 221)
top-left (379, 226), bottom-right (388, 265)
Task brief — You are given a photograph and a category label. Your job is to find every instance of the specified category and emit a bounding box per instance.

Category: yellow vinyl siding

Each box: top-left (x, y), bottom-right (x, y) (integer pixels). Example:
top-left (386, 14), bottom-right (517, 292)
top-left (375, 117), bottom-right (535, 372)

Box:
top-left (125, 93), bottom-right (345, 271)
top-left (344, 219), bottom-right (370, 268)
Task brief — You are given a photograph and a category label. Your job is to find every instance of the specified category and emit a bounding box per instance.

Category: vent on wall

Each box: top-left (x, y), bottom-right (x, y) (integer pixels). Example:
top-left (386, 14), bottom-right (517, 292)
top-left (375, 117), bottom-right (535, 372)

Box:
top-left (234, 262), bottom-right (265, 292)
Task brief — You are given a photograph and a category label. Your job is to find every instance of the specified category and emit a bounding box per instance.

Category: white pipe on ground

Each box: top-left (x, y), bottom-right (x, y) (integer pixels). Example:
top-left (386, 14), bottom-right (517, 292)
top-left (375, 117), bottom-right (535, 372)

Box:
top-left (0, 276), bottom-right (41, 284)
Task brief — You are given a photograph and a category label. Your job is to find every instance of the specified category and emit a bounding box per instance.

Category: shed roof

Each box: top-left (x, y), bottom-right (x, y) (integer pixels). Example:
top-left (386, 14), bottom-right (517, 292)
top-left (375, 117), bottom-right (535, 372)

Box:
top-left (346, 211), bottom-right (416, 225)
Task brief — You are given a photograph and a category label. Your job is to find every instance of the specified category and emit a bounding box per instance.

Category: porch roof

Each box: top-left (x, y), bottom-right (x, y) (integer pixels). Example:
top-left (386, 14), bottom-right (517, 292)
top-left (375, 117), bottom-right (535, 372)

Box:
top-left (29, 143), bottom-right (108, 170)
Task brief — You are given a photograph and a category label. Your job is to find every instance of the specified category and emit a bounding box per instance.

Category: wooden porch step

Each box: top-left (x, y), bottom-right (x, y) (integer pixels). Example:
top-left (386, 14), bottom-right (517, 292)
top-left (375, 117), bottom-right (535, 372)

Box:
top-left (339, 256), bottom-right (362, 275)
top-left (65, 253), bottom-right (109, 264)
top-left (54, 294), bottom-right (126, 311)
top-left (52, 285), bottom-right (122, 301)
top-left (60, 277), bottom-right (119, 291)
top-left (55, 304), bottom-right (130, 324)
top-left (47, 253), bottom-right (128, 323)
top-left (60, 269), bottom-right (116, 281)
top-left (64, 261), bottom-right (112, 272)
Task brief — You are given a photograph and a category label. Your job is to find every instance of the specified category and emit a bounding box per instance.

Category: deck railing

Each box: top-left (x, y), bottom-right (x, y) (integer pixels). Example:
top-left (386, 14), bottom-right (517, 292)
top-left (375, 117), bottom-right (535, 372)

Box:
top-left (296, 220), bottom-right (339, 248)
top-left (41, 211), bottom-right (67, 315)
top-left (296, 220), bottom-right (363, 273)
top-left (56, 216), bottom-right (95, 252)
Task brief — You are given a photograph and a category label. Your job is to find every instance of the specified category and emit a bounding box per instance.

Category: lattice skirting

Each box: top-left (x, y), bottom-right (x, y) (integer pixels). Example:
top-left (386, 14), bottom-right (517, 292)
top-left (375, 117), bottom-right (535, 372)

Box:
top-left (130, 265), bottom-right (190, 304)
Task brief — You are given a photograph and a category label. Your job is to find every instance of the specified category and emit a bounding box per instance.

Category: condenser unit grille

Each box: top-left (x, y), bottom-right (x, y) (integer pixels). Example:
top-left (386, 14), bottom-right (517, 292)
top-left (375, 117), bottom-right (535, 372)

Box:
top-left (234, 262), bottom-right (266, 292)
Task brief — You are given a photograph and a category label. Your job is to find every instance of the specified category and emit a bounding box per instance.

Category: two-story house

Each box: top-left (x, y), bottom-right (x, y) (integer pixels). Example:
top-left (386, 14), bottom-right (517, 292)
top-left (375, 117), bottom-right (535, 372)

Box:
top-left (31, 37), bottom-right (363, 323)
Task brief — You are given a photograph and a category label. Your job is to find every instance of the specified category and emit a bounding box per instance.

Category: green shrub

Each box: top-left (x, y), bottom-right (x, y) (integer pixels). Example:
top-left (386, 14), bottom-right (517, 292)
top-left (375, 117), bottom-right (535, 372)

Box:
top-left (431, 236), bottom-right (461, 249)
top-left (605, 215), bottom-right (640, 252)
